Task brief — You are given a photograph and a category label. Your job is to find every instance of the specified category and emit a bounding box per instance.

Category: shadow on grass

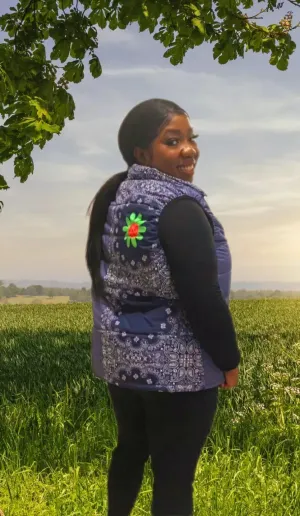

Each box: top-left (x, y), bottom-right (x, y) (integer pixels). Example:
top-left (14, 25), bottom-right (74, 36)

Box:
top-left (0, 329), bottom-right (97, 394)
top-left (0, 329), bottom-right (113, 472)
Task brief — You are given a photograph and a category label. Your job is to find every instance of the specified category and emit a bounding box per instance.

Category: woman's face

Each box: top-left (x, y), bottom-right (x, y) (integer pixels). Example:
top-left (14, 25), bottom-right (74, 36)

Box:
top-left (135, 114), bottom-right (200, 182)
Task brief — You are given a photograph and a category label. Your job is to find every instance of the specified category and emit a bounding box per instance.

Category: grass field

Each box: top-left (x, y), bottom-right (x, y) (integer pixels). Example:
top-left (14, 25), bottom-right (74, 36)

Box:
top-left (0, 300), bottom-right (299, 515)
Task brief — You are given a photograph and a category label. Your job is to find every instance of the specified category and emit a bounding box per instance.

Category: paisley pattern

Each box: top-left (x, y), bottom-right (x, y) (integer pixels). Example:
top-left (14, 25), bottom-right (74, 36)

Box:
top-left (92, 164), bottom-right (232, 392)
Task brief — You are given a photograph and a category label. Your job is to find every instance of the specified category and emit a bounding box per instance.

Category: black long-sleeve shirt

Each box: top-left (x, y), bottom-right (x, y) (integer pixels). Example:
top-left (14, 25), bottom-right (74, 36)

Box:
top-left (158, 196), bottom-right (240, 372)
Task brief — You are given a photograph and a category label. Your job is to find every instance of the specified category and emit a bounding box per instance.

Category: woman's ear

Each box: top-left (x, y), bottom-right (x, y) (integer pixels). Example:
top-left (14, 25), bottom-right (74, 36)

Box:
top-left (134, 147), bottom-right (151, 166)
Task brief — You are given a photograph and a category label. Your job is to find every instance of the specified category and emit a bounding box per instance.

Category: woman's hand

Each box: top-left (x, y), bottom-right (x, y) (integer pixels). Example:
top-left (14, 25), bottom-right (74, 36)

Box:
top-left (220, 367), bottom-right (239, 389)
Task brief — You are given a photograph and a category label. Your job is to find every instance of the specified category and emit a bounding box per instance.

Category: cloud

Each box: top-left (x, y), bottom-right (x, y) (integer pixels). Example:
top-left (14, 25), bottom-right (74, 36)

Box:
top-left (36, 162), bottom-right (94, 183)
top-left (103, 67), bottom-right (160, 77)
top-left (63, 117), bottom-right (117, 159)
top-left (217, 206), bottom-right (273, 217)
top-left (61, 66), bottom-right (300, 165)
top-left (97, 28), bottom-right (135, 44)
top-left (197, 148), bottom-right (300, 282)
top-left (207, 152), bottom-right (300, 212)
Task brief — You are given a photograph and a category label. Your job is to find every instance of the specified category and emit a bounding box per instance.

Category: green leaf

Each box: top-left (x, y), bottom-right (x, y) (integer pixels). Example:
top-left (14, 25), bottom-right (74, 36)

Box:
top-left (56, 88), bottom-right (76, 120)
top-left (91, 0), bottom-right (105, 7)
top-left (63, 60), bottom-right (84, 83)
top-left (161, 32), bottom-right (174, 48)
top-left (130, 213), bottom-right (136, 221)
top-left (29, 98), bottom-right (52, 121)
top-left (14, 155), bottom-right (34, 183)
top-left (38, 79), bottom-right (54, 100)
top-left (23, 141), bottom-right (34, 156)
top-left (59, 39), bottom-right (71, 63)
top-left (109, 13), bottom-right (118, 30)
top-left (88, 26), bottom-right (98, 39)
top-left (269, 54), bottom-right (278, 66)
top-left (170, 54), bottom-right (180, 66)
top-left (96, 9), bottom-right (107, 29)
top-left (191, 28), bottom-right (205, 46)
top-left (163, 48), bottom-right (175, 59)
top-left (4, 113), bottom-right (24, 127)
top-left (277, 57), bottom-right (288, 71)
top-left (242, 0), bottom-right (253, 7)
top-left (19, 116), bottom-right (38, 127)
top-left (218, 52), bottom-right (229, 65)
top-left (139, 226), bottom-right (147, 233)
top-left (89, 56), bottom-right (102, 78)
top-left (213, 44), bottom-right (223, 60)
top-left (79, 0), bottom-right (91, 8)
top-left (70, 40), bottom-right (86, 60)
top-left (40, 121), bottom-right (61, 133)
top-left (58, 0), bottom-right (73, 7)
top-left (51, 39), bottom-right (71, 63)
top-left (126, 217), bottom-right (130, 226)
top-left (189, 4), bottom-right (201, 16)
top-left (0, 174), bottom-right (9, 190)
top-left (250, 32), bottom-right (263, 52)
top-left (191, 18), bottom-right (205, 35)
top-left (132, 238), bottom-right (137, 248)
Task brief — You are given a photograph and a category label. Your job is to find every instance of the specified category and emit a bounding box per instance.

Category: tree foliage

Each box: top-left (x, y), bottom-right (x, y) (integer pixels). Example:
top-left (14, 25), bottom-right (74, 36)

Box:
top-left (0, 0), bottom-right (299, 209)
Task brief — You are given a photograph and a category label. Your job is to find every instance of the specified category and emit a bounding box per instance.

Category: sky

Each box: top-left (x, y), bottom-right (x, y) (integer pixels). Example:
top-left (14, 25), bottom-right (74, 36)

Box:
top-left (1, 1), bottom-right (300, 284)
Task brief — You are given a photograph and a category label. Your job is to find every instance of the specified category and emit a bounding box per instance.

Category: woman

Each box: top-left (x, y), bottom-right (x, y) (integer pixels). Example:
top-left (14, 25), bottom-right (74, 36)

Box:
top-left (86, 99), bottom-right (240, 516)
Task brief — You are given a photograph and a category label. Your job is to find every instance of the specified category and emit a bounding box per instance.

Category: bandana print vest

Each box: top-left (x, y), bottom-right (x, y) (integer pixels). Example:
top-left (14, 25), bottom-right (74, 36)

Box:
top-left (92, 165), bottom-right (232, 392)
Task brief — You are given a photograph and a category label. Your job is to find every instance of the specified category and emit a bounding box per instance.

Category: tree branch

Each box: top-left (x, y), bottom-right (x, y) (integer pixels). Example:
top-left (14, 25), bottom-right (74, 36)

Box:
top-left (14, 0), bottom-right (35, 48)
top-left (242, 8), bottom-right (268, 20)
top-left (287, 0), bottom-right (300, 7)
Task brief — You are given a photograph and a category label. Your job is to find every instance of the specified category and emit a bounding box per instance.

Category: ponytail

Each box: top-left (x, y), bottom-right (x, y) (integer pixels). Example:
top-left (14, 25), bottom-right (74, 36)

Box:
top-left (87, 99), bottom-right (189, 300)
top-left (86, 171), bottom-right (127, 300)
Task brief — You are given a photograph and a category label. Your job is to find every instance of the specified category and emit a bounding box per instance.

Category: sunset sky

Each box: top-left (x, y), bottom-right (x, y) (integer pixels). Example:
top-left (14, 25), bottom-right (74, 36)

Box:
top-left (1, 2), bottom-right (300, 284)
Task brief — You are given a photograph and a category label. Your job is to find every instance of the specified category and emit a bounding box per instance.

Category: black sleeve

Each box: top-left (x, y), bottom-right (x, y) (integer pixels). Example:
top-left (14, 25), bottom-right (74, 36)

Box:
top-left (158, 196), bottom-right (240, 372)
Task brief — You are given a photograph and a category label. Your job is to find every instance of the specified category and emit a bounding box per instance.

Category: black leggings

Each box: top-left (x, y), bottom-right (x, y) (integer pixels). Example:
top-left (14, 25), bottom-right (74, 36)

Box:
top-left (107, 384), bottom-right (218, 516)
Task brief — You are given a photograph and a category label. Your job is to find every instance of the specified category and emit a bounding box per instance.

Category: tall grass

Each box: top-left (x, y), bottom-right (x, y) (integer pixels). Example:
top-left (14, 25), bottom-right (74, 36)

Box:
top-left (0, 300), bottom-right (299, 515)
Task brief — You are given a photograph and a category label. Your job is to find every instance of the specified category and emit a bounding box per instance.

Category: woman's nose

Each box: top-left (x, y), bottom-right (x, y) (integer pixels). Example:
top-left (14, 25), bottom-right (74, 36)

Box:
top-left (180, 143), bottom-right (198, 157)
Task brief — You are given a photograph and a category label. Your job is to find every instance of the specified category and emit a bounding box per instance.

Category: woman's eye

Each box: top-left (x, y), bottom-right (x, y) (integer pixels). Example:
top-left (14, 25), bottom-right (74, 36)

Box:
top-left (166, 139), bottom-right (179, 146)
top-left (165, 135), bottom-right (198, 146)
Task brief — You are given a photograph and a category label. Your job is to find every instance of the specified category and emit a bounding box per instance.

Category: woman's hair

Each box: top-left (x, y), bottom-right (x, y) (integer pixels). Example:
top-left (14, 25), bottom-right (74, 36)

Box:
top-left (86, 98), bottom-right (187, 300)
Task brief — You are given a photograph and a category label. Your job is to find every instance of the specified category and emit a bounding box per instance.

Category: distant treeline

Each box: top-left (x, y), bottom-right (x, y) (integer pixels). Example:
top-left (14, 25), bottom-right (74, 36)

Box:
top-left (230, 289), bottom-right (300, 299)
top-left (0, 283), bottom-right (91, 302)
top-left (1, 282), bottom-right (300, 301)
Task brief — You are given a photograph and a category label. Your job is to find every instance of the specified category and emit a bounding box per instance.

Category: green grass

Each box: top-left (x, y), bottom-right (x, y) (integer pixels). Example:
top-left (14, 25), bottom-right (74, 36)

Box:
top-left (0, 300), bottom-right (299, 515)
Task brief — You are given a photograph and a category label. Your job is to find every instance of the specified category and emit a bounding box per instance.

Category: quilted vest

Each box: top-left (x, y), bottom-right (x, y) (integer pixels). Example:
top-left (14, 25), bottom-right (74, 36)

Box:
top-left (91, 164), bottom-right (232, 392)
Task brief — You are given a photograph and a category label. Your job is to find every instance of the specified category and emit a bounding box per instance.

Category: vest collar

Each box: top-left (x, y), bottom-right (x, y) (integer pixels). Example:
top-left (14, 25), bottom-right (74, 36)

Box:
top-left (127, 164), bottom-right (206, 197)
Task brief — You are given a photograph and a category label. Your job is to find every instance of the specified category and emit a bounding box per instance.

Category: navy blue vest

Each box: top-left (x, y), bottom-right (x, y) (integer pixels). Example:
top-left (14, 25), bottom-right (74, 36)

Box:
top-left (92, 165), bottom-right (232, 392)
